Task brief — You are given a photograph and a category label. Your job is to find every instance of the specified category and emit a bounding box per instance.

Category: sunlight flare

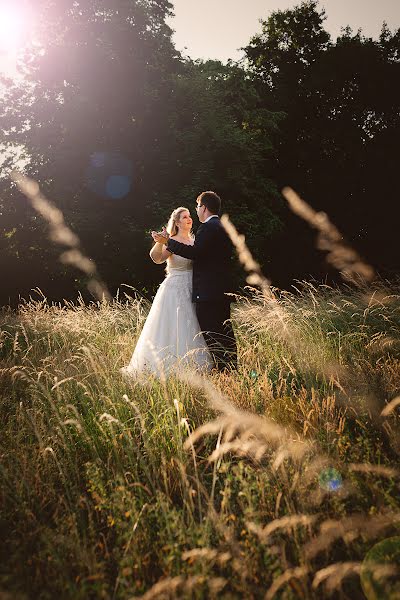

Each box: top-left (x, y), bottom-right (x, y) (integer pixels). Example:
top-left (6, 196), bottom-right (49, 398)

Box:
top-left (0, 4), bottom-right (28, 51)
top-left (0, 2), bottom-right (33, 76)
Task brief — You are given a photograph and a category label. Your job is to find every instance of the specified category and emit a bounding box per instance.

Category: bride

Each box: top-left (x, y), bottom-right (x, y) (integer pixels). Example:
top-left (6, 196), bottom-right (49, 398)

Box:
top-left (121, 207), bottom-right (213, 377)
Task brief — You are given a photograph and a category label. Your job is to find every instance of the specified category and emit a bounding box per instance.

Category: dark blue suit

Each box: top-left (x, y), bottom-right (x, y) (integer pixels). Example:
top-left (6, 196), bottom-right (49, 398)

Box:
top-left (167, 216), bottom-right (237, 371)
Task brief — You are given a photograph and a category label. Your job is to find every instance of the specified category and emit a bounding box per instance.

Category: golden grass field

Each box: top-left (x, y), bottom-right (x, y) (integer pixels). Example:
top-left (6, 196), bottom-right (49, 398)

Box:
top-left (1, 175), bottom-right (399, 598)
top-left (1, 279), bottom-right (399, 599)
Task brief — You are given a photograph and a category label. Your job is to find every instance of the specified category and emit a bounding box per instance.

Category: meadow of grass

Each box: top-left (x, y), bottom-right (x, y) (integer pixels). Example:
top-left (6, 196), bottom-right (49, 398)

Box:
top-left (1, 280), bottom-right (400, 600)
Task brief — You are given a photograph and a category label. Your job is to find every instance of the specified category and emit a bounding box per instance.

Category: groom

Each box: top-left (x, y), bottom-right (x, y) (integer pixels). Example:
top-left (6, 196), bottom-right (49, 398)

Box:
top-left (154, 191), bottom-right (237, 372)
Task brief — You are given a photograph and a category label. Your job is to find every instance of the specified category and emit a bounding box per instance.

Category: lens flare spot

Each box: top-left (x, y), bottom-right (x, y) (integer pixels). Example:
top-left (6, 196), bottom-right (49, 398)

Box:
top-left (318, 467), bottom-right (342, 492)
top-left (106, 175), bottom-right (131, 199)
top-left (86, 152), bottom-right (132, 199)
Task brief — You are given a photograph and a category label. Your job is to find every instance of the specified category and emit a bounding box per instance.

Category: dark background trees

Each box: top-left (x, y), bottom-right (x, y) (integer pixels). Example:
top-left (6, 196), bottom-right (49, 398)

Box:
top-left (1, 0), bottom-right (399, 306)
top-left (244, 0), bottom-right (400, 285)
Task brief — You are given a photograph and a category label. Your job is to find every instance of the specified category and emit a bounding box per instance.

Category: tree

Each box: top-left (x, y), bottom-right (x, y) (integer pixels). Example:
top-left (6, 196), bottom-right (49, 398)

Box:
top-left (0, 0), bottom-right (180, 304)
top-left (159, 59), bottom-right (283, 250)
top-left (244, 1), bottom-right (400, 286)
top-left (0, 2), bottom-right (284, 305)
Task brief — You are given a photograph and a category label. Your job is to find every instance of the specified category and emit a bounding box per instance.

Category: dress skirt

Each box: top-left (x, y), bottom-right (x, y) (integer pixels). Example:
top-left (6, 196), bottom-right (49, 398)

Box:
top-left (121, 268), bottom-right (213, 378)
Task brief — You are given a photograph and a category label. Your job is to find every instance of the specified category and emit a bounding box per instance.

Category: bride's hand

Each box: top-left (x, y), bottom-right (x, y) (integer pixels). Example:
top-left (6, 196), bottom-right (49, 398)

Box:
top-left (151, 230), bottom-right (169, 245)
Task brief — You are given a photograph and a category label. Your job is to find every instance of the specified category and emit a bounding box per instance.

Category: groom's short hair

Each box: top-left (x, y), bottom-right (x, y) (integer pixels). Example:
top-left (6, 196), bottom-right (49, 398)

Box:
top-left (197, 191), bottom-right (221, 215)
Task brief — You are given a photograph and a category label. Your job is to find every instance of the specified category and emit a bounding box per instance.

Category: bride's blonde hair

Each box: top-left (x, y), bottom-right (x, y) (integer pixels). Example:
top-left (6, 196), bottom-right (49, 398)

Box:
top-left (166, 206), bottom-right (193, 237)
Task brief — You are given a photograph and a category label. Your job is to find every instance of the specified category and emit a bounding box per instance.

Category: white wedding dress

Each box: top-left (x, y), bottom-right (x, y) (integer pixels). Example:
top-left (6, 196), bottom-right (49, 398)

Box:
top-left (121, 253), bottom-right (213, 378)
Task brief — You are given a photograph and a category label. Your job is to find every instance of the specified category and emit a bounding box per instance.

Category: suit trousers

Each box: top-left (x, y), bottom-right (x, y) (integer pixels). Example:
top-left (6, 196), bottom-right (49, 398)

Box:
top-left (195, 300), bottom-right (237, 372)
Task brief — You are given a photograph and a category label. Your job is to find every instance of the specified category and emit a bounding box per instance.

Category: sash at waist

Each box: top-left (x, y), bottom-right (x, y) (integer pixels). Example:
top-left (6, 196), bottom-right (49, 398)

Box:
top-left (166, 269), bottom-right (193, 277)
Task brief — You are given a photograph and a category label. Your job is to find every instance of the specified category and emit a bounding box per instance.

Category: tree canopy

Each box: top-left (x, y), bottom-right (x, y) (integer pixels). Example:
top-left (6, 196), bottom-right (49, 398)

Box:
top-left (1, 0), bottom-right (399, 305)
top-left (244, 0), bottom-right (400, 284)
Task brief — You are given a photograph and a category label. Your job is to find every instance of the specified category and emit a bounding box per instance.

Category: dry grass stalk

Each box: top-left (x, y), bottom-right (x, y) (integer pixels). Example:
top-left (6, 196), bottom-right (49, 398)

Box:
top-left (235, 289), bottom-right (296, 354)
top-left (233, 285), bottom-right (348, 390)
top-left (305, 512), bottom-right (400, 560)
top-left (264, 566), bottom-right (308, 600)
top-left (178, 371), bottom-right (239, 417)
top-left (348, 463), bottom-right (399, 478)
top-left (312, 562), bottom-right (361, 592)
top-left (129, 576), bottom-right (193, 599)
top-left (381, 395), bottom-right (400, 417)
top-left (282, 187), bottom-right (375, 284)
top-left (181, 548), bottom-right (231, 566)
top-left (247, 514), bottom-right (318, 542)
top-left (220, 214), bottom-right (274, 298)
top-left (313, 561), bottom-right (398, 595)
top-left (10, 171), bottom-right (111, 302)
top-left (361, 561), bottom-right (400, 582)
top-left (180, 372), bottom-right (312, 465)
top-left (219, 211), bottom-right (373, 400)
top-left (130, 574), bottom-right (227, 599)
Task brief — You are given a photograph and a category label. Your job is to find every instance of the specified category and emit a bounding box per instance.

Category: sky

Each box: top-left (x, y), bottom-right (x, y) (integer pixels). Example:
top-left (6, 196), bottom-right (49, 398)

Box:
top-left (168, 0), bottom-right (400, 63)
top-left (1, 1), bottom-right (399, 75)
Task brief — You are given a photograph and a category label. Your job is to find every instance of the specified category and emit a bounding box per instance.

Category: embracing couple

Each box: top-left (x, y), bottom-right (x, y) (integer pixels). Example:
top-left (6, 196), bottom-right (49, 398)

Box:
top-left (121, 191), bottom-right (238, 378)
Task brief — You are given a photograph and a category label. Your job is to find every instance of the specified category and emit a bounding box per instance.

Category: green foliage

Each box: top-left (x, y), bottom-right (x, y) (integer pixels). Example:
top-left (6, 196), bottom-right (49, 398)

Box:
top-left (1, 0), bottom-right (399, 301)
top-left (245, 0), bottom-right (331, 93)
top-left (163, 59), bottom-right (283, 246)
top-left (0, 1), bottom-right (283, 306)
top-left (0, 0), bottom-right (179, 303)
top-left (244, 1), bottom-right (400, 285)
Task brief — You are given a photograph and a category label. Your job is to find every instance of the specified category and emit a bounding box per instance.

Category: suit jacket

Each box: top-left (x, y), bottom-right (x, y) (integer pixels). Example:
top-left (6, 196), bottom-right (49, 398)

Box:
top-left (166, 216), bottom-right (235, 303)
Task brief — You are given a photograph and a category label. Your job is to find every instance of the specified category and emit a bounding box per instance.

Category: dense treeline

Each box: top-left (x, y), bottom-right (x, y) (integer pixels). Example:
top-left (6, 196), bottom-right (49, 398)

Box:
top-left (0, 0), bottom-right (399, 306)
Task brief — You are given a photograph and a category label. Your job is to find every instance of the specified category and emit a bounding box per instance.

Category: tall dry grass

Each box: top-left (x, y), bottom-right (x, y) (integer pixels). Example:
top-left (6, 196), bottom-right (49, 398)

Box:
top-left (1, 278), bottom-right (399, 599)
top-left (1, 178), bottom-right (399, 599)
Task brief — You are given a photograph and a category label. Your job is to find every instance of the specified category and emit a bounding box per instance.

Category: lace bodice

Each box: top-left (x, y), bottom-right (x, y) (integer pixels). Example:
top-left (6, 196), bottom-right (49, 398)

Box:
top-left (166, 252), bottom-right (193, 273)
